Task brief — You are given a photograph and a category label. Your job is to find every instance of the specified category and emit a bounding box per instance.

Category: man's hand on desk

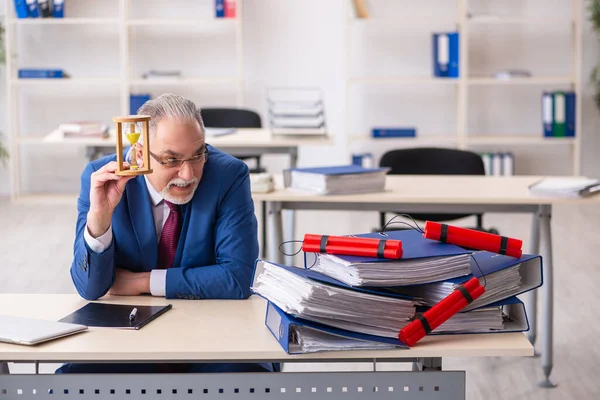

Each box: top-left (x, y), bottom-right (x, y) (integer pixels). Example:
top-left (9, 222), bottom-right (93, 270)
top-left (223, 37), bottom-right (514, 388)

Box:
top-left (108, 269), bottom-right (151, 296)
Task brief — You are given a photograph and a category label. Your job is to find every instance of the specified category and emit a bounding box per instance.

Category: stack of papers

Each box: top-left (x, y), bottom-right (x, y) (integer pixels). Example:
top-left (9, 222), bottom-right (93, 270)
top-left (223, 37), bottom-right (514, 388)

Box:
top-left (268, 87), bottom-right (327, 135)
top-left (290, 325), bottom-right (398, 353)
top-left (205, 127), bottom-right (237, 137)
top-left (424, 306), bottom-right (504, 334)
top-left (283, 165), bottom-right (389, 195)
top-left (386, 263), bottom-right (523, 311)
top-left (309, 229), bottom-right (472, 286)
top-left (528, 178), bottom-right (600, 198)
top-left (314, 253), bottom-right (471, 287)
top-left (59, 121), bottom-right (109, 138)
top-left (252, 261), bottom-right (417, 338)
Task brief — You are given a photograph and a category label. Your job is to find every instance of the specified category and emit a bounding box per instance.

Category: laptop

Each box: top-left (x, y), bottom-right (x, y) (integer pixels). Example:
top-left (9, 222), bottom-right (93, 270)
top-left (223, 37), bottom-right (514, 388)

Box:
top-left (0, 315), bottom-right (88, 346)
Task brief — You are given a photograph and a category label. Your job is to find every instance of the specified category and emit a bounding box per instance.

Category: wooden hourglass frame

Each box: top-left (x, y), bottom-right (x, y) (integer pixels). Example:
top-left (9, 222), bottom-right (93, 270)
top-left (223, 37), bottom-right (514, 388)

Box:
top-left (113, 115), bottom-right (153, 176)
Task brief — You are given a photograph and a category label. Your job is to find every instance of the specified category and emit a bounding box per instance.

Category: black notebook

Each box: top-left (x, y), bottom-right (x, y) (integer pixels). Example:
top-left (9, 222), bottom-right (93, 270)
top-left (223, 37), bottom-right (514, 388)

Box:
top-left (58, 303), bottom-right (172, 330)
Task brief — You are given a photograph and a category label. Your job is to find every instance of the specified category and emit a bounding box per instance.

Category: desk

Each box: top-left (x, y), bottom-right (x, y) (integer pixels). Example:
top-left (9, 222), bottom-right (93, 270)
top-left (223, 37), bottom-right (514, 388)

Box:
top-left (0, 295), bottom-right (532, 400)
top-left (253, 174), bottom-right (600, 388)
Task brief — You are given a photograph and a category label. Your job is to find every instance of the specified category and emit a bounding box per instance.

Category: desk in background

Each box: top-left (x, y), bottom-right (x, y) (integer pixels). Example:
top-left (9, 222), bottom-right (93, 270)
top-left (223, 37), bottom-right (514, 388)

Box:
top-left (42, 128), bottom-right (333, 167)
top-left (253, 174), bottom-right (600, 388)
top-left (0, 294), bottom-right (532, 400)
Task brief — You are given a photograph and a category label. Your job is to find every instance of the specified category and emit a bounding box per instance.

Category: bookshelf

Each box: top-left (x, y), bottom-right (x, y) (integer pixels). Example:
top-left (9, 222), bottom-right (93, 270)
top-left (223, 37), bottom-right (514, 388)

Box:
top-left (343, 0), bottom-right (583, 176)
top-left (3, 0), bottom-right (244, 200)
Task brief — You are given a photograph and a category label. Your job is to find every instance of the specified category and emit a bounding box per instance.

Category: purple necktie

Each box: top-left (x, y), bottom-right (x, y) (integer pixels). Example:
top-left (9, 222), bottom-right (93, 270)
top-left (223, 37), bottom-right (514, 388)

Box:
top-left (157, 200), bottom-right (182, 269)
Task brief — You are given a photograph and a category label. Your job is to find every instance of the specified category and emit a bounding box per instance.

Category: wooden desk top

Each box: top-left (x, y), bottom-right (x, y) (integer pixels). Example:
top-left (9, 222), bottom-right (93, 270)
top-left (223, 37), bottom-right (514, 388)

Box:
top-left (43, 128), bottom-right (333, 149)
top-left (252, 174), bottom-right (600, 205)
top-left (0, 294), bottom-right (533, 362)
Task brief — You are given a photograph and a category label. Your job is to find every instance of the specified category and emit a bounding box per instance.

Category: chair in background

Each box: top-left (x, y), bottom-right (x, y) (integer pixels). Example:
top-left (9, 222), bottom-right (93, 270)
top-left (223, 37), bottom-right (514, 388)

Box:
top-left (377, 147), bottom-right (499, 234)
top-left (199, 108), bottom-right (265, 173)
top-left (199, 107), bottom-right (268, 256)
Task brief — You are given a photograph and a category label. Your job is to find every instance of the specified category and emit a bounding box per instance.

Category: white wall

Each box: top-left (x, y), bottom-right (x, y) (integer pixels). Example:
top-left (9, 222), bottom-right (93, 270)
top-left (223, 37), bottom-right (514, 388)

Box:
top-left (1, 0), bottom-right (600, 197)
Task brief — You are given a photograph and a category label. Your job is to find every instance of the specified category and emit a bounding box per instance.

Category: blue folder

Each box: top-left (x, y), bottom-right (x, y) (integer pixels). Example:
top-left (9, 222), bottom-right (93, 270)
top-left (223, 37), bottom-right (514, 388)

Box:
top-left (265, 301), bottom-right (406, 354)
top-left (265, 296), bottom-right (529, 354)
top-left (252, 259), bottom-right (417, 301)
top-left (286, 165), bottom-right (389, 176)
top-left (309, 229), bottom-right (470, 265)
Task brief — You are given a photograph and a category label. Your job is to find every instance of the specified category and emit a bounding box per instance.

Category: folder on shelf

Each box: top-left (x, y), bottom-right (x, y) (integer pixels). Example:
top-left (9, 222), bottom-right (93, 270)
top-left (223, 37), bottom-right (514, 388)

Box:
top-left (283, 165), bottom-right (389, 195)
top-left (37, 0), bottom-right (52, 17)
top-left (25, 0), bottom-right (40, 17)
top-left (52, 0), bottom-right (64, 18)
top-left (306, 229), bottom-right (472, 287)
top-left (432, 32), bottom-right (459, 78)
top-left (553, 91), bottom-right (566, 137)
top-left (542, 91), bottom-right (554, 137)
top-left (18, 69), bottom-right (64, 79)
top-left (371, 128), bottom-right (416, 138)
top-left (215, 0), bottom-right (225, 18)
top-left (13, 0), bottom-right (29, 18)
top-left (58, 302), bottom-right (172, 330)
top-left (565, 91), bottom-right (576, 137)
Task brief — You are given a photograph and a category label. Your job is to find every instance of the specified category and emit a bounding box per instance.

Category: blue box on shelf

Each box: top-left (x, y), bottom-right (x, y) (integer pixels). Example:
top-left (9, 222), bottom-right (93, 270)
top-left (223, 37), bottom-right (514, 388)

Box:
top-left (371, 128), bottom-right (417, 138)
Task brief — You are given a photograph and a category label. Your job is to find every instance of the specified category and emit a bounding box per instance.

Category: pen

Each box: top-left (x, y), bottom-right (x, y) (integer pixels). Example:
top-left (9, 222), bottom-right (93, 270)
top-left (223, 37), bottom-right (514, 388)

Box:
top-left (129, 308), bottom-right (138, 321)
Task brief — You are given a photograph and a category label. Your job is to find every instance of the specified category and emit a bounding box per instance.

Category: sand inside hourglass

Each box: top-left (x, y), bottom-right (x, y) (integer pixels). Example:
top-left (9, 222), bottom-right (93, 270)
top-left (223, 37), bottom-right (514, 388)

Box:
top-left (127, 124), bottom-right (141, 170)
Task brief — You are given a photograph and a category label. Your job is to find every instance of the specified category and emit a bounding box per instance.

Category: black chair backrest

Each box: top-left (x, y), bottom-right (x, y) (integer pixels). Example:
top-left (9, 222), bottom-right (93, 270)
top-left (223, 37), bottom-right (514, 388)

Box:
top-left (200, 108), bottom-right (262, 128)
top-left (380, 147), bottom-right (484, 176)
top-left (379, 147), bottom-right (485, 223)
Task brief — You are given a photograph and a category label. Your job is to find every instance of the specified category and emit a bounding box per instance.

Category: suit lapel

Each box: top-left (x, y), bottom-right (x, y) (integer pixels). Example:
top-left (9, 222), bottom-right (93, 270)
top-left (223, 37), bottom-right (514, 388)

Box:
top-left (126, 176), bottom-right (158, 271)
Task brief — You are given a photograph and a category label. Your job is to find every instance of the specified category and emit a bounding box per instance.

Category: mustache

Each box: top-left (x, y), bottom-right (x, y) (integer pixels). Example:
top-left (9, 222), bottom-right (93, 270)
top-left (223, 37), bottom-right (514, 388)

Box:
top-left (167, 178), bottom-right (198, 188)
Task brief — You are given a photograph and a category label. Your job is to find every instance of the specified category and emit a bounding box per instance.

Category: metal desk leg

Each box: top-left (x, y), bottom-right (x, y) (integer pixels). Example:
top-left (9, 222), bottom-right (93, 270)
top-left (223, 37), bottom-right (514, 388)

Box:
top-left (284, 149), bottom-right (299, 266)
top-left (267, 201), bottom-right (284, 265)
top-left (539, 204), bottom-right (556, 388)
top-left (0, 361), bottom-right (9, 374)
top-left (525, 210), bottom-right (540, 348)
top-left (284, 210), bottom-right (295, 266)
top-left (261, 201), bottom-right (267, 259)
top-left (412, 357), bottom-right (442, 372)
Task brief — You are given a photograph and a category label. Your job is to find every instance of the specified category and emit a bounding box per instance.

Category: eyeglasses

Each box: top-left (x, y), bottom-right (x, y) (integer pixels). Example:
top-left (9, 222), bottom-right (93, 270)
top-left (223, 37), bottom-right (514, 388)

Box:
top-left (149, 147), bottom-right (209, 168)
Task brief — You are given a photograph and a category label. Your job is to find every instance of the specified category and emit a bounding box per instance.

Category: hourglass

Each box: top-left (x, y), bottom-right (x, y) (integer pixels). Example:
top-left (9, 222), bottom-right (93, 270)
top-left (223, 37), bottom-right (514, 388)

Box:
top-left (113, 115), bottom-right (153, 176)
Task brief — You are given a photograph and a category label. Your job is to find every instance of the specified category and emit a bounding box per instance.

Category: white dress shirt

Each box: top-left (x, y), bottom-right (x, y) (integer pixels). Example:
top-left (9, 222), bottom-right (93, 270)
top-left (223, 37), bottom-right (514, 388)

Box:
top-left (83, 176), bottom-right (171, 297)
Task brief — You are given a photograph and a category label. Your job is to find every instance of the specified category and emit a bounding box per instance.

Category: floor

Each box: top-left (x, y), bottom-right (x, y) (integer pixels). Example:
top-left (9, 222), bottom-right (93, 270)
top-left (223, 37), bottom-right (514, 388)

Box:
top-left (1, 197), bottom-right (599, 400)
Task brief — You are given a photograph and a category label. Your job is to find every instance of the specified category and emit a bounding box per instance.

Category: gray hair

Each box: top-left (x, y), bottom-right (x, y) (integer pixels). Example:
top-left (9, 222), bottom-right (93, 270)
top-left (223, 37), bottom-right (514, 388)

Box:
top-left (137, 93), bottom-right (205, 140)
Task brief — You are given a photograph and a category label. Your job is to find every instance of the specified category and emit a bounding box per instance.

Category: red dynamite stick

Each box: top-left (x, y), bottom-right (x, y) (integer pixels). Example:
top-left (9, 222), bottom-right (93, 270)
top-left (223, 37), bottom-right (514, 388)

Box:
top-left (398, 277), bottom-right (485, 347)
top-left (303, 234), bottom-right (403, 250)
top-left (302, 234), bottom-right (403, 259)
top-left (424, 222), bottom-right (522, 250)
top-left (302, 242), bottom-right (403, 259)
top-left (423, 221), bottom-right (523, 258)
top-left (405, 276), bottom-right (482, 331)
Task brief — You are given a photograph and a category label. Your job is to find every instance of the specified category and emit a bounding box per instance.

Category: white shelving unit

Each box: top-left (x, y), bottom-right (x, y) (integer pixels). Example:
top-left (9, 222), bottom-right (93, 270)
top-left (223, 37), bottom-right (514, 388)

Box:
top-left (4, 0), bottom-right (244, 200)
top-left (343, 0), bottom-right (583, 176)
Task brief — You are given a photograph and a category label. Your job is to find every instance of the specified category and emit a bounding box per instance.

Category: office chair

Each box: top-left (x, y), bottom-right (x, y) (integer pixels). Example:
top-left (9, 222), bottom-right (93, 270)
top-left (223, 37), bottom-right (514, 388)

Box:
top-left (199, 108), bottom-right (265, 173)
top-left (376, 147), bottom-right (499, 234)
top-left (199, 107), bottom-right (269, 256)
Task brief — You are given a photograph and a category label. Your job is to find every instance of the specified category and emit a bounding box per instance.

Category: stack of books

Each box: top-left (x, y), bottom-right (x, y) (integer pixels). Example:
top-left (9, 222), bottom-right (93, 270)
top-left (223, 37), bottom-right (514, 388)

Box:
top-left (252, 229), bottom-right (542, 354)
top-left (283, 165), bottom-right (389, 195)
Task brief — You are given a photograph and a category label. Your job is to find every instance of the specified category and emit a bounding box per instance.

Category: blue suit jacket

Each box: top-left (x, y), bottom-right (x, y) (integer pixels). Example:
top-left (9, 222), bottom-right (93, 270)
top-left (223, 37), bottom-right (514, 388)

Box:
top-left (70, 145), bottom-right (259, 301)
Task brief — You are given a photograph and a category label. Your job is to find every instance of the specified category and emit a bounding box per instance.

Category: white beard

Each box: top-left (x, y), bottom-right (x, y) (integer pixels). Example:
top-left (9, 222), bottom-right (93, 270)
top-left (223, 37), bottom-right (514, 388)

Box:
top-left (161, 177), bottom-right (199, 205)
